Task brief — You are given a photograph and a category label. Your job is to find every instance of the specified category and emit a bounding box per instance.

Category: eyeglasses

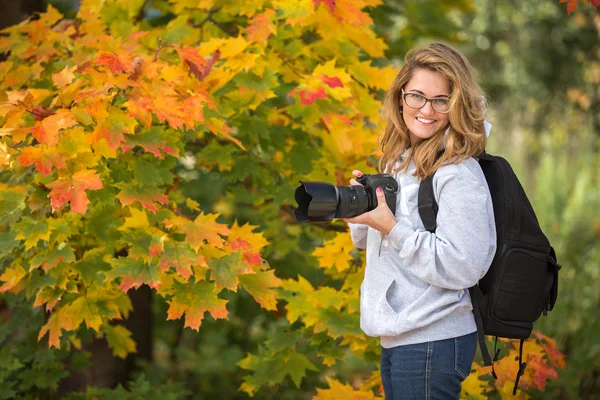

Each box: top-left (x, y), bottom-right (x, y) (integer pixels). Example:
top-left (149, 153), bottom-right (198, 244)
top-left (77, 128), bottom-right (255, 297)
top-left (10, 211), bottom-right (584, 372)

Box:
top-left (401, 88), bottom-right (450, 114)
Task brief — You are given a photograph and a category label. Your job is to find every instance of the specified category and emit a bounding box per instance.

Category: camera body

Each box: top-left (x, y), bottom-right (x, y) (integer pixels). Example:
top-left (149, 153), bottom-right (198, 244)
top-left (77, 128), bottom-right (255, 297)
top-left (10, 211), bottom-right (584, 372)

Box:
top-left (293, 173), bottom-right (398, 223)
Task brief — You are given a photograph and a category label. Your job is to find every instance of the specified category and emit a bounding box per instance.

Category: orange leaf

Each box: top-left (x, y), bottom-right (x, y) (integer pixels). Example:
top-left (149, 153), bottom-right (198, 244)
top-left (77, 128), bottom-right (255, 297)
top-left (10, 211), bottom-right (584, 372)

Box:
top-left (116, 188), bottom-right (168, 214)
top-left (47, 169), bottom-right (103, 214)
top-left (170, 212), bottom-right (231, 252)
top-left (19, 146), bottom-right (66, 176)
top-left (245, 9), bottom-right (276, 42)
top-left (238, 270), bottom-right (282, 310)
top-left (166, 280), bottom-right (229, 330)
top-left (52, 65), bottom-right (77, 89)
top-left (96, 52), bottom-right (131, 74)
top-left (32, 109), bottom-right (78, 146)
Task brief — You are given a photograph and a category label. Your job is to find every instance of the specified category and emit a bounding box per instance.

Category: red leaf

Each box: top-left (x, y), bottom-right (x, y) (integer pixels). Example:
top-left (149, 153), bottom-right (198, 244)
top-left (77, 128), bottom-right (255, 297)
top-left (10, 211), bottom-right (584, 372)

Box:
top-left (591, 0), bottom-right (599, 7)
top-left (47, 169), bottom-right (104, 214)
top-left (321, 74), bottom-right (343, 88)
top-left (289, 87), bottom-right (328, 105)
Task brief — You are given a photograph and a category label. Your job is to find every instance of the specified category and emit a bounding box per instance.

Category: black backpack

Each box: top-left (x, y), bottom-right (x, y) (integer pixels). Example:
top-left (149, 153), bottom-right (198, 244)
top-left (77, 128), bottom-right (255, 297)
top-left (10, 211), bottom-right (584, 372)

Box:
top-left (418, 151), bottom-right (561, 394)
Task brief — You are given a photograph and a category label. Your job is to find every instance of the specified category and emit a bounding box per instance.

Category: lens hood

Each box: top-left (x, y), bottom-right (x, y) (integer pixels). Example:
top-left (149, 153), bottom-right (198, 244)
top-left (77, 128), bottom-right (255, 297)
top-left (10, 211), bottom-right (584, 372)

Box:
top-left (293, 181), bottom-right (339, 222)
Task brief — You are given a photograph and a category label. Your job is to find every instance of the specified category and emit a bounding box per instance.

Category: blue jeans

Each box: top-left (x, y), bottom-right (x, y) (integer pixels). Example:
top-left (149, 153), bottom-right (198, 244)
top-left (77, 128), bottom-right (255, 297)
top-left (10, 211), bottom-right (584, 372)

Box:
top-left (380, 332), bottom-right (477, 399)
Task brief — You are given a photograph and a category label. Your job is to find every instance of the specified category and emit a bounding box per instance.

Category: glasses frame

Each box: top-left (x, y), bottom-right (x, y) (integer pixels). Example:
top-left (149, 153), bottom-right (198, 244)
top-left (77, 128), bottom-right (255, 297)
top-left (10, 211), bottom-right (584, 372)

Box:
top-left (401, 88), bottom-right (451, 114)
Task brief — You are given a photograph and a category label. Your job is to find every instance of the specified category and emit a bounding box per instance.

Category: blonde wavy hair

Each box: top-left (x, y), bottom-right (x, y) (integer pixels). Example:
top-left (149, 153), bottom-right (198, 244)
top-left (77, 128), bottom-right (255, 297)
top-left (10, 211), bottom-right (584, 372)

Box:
top-left (378, 43), bottom-right (487, 179)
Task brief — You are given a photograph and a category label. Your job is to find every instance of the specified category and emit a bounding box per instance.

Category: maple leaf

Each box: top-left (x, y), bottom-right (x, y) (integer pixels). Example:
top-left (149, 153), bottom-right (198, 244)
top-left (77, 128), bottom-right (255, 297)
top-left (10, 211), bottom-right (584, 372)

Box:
top-left (47, 169), bottom-right (103, 214)
top-left (52, 65), bottom-right (77, 89)
top-left (314, 376), bottom-right (379, 400)
top-left (533, 330), bottom-right (566, 369)
top-left (95, 52), bottom-right (131, 74)
top-left (228, 221), bottom-right (270, 253)
top-left (116, 185), bottom-right (169, 214)
top-left (238, 270), bottom-right (282, 310)
top-left (105, 257), bottom-right (161, 292)
top-left (158, 241), bottom-right (206, 280)
top-left (33, 286), bottom-right (63, 312)
top-left (321, 74), bottom-right (343, 88)
top-left (289, 87), bottom-right (328, 105)
top-left (204, 117), bottom-right (246, 150)
top-left (174, 45), bottom-right (214, 81)
top-left (38, 306), bottom-right (75, 348)
top-left (313, 0), bottom-right (336, 13)
top-left (14, 217), bottom-right (51, 250)
top-left (170, 212), bottom-right (231, 252)
top-left (166, 280), bottom-right (229, 330)
top-left (104, 325), bottom-right (136, 359)
top-left (313, 232), bottom-right (355, 272)
top-left (19, 146), bottom-right (66, 176)
top-left (118, 207), bottom-right (150, 231)
top-left (0, 264), bottom-right (27, 293)
top-left (32, 109), bottom-right (78, 147)
top-left (208, 252), bottom-right (256, 292)
top-left (121, 126), bottom-right (177, 159)
top-left (459, 363), bottom-right (488, 399)
top-left (245, 9), bottom-right (276, 42)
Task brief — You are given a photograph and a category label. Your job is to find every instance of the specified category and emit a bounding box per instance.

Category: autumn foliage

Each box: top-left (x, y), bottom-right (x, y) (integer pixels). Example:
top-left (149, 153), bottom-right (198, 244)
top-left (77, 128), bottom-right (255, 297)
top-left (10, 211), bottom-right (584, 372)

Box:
top-left (0, 0), bottom-right (565, 398)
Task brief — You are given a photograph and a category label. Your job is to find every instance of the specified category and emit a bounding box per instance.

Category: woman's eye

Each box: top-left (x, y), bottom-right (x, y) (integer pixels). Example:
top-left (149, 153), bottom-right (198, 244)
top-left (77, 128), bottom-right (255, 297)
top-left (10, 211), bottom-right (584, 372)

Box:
top-left (410, 94), bottom-right (424, 101)
top-left (433, 99), bottom-right (449, 105)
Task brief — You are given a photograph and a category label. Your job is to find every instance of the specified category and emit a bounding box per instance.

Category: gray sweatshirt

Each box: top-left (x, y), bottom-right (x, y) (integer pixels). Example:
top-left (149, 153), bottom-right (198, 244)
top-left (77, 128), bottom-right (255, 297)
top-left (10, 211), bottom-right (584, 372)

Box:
top-left (349, 156), bottom-right (496, 349)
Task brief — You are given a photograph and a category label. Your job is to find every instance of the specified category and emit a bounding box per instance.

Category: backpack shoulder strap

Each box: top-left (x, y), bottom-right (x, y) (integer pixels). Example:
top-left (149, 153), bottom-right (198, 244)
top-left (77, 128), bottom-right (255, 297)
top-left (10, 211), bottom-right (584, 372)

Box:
top-left (418, 173), bottom-right (437, 233)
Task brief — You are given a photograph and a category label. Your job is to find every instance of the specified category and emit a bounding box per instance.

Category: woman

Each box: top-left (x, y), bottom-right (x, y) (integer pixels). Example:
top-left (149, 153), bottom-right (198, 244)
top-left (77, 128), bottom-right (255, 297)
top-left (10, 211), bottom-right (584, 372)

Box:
top-left (342, 43), bottom-right (497, 399)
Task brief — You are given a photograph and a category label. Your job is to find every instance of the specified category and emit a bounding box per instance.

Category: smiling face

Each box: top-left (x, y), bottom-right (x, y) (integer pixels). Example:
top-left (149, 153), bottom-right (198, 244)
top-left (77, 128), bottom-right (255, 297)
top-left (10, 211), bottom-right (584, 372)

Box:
top-left (402, 68), bottom-right (451, 146)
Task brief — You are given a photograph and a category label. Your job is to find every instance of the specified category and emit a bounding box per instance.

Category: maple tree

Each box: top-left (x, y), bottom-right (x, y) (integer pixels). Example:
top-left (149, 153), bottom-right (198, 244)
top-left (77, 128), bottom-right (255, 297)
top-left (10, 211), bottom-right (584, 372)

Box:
top-left (0, 0), bottom-right (567, 398)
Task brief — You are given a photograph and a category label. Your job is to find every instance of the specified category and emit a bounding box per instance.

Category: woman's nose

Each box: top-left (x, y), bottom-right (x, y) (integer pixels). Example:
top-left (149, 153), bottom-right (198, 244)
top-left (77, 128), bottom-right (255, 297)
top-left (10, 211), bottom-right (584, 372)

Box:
top-left (421, 100), bottom-right (435, 114)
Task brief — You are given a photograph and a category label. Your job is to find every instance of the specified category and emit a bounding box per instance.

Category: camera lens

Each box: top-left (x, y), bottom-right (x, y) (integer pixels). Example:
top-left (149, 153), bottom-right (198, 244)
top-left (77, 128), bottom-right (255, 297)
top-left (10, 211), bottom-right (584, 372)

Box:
top-left (335, 185), bottom-right (369, 218)
top-left (293, 182), bottom-right (339, 222)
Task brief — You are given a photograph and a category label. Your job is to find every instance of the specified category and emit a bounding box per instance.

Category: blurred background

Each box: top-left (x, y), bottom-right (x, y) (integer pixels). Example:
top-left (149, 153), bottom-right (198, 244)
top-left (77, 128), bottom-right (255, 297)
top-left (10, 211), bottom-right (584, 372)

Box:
top-left (0, 0), bottom-right (598, 399)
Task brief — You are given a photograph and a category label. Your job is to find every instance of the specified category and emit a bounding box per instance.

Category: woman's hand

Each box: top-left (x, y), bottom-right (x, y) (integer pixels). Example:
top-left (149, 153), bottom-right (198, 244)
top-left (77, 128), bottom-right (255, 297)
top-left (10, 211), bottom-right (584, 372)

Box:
top-left (341, 170), bottom-right (398, 235)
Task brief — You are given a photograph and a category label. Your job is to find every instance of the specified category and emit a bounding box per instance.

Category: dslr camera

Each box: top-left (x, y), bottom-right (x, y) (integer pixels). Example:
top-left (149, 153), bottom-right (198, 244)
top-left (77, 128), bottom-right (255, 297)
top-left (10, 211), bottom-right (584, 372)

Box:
top-left (293, 174), bottom-right (398, 223)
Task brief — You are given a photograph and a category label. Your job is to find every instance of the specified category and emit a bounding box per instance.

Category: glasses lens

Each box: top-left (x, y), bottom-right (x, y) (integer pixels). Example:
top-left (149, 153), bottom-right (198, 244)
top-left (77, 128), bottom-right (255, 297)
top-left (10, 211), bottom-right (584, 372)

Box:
top-left (405, 93), bottom-right (425, 108)
top-left (432, 99), bottom-right (450, 113)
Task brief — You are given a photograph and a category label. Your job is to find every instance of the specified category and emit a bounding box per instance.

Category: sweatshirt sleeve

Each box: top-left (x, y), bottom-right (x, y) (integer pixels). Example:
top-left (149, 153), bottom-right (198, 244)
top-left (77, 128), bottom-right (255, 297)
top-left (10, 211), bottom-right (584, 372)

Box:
top-left (348, 222), bottom-right (368, 250)
top-left (387, 174), bottom-right (496, 290)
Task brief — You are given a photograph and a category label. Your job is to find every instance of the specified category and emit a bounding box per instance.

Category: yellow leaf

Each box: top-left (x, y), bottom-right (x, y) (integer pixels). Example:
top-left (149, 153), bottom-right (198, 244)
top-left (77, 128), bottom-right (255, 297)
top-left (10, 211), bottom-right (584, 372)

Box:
top-left (229, 221), bottom-right (269, 253)
top-left (313, 376), bottom-right (379, 400)
top-left (348, 61), bottom-right (399, 91)
top-left (105, 325), bottom-right (136, 359)
top-left (15, 224), bottom-right (51, 250)
top-left (118, 208), bottom-right (150, 231)
top-left (345, 26), bottom-right (388, 58)
top-left (0, 265), bottom-right (27, 293)
top-left (460, 364), bottom-right (488, 399)
top-left (313, 231), bottom-right (355, 272)
top-left (201, 37), bottom-right (249, 59)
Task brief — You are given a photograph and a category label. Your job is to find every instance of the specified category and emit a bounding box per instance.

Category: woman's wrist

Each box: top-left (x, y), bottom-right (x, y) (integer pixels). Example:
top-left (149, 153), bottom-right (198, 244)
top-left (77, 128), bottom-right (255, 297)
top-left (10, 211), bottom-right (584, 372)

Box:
top-left (382, 215), bottom-right (398, 235)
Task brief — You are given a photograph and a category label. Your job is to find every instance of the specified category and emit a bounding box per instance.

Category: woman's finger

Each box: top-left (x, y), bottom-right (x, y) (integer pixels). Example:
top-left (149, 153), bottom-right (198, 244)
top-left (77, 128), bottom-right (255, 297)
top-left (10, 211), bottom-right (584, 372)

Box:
top-left (352, 170), bottom-right (363, 178)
